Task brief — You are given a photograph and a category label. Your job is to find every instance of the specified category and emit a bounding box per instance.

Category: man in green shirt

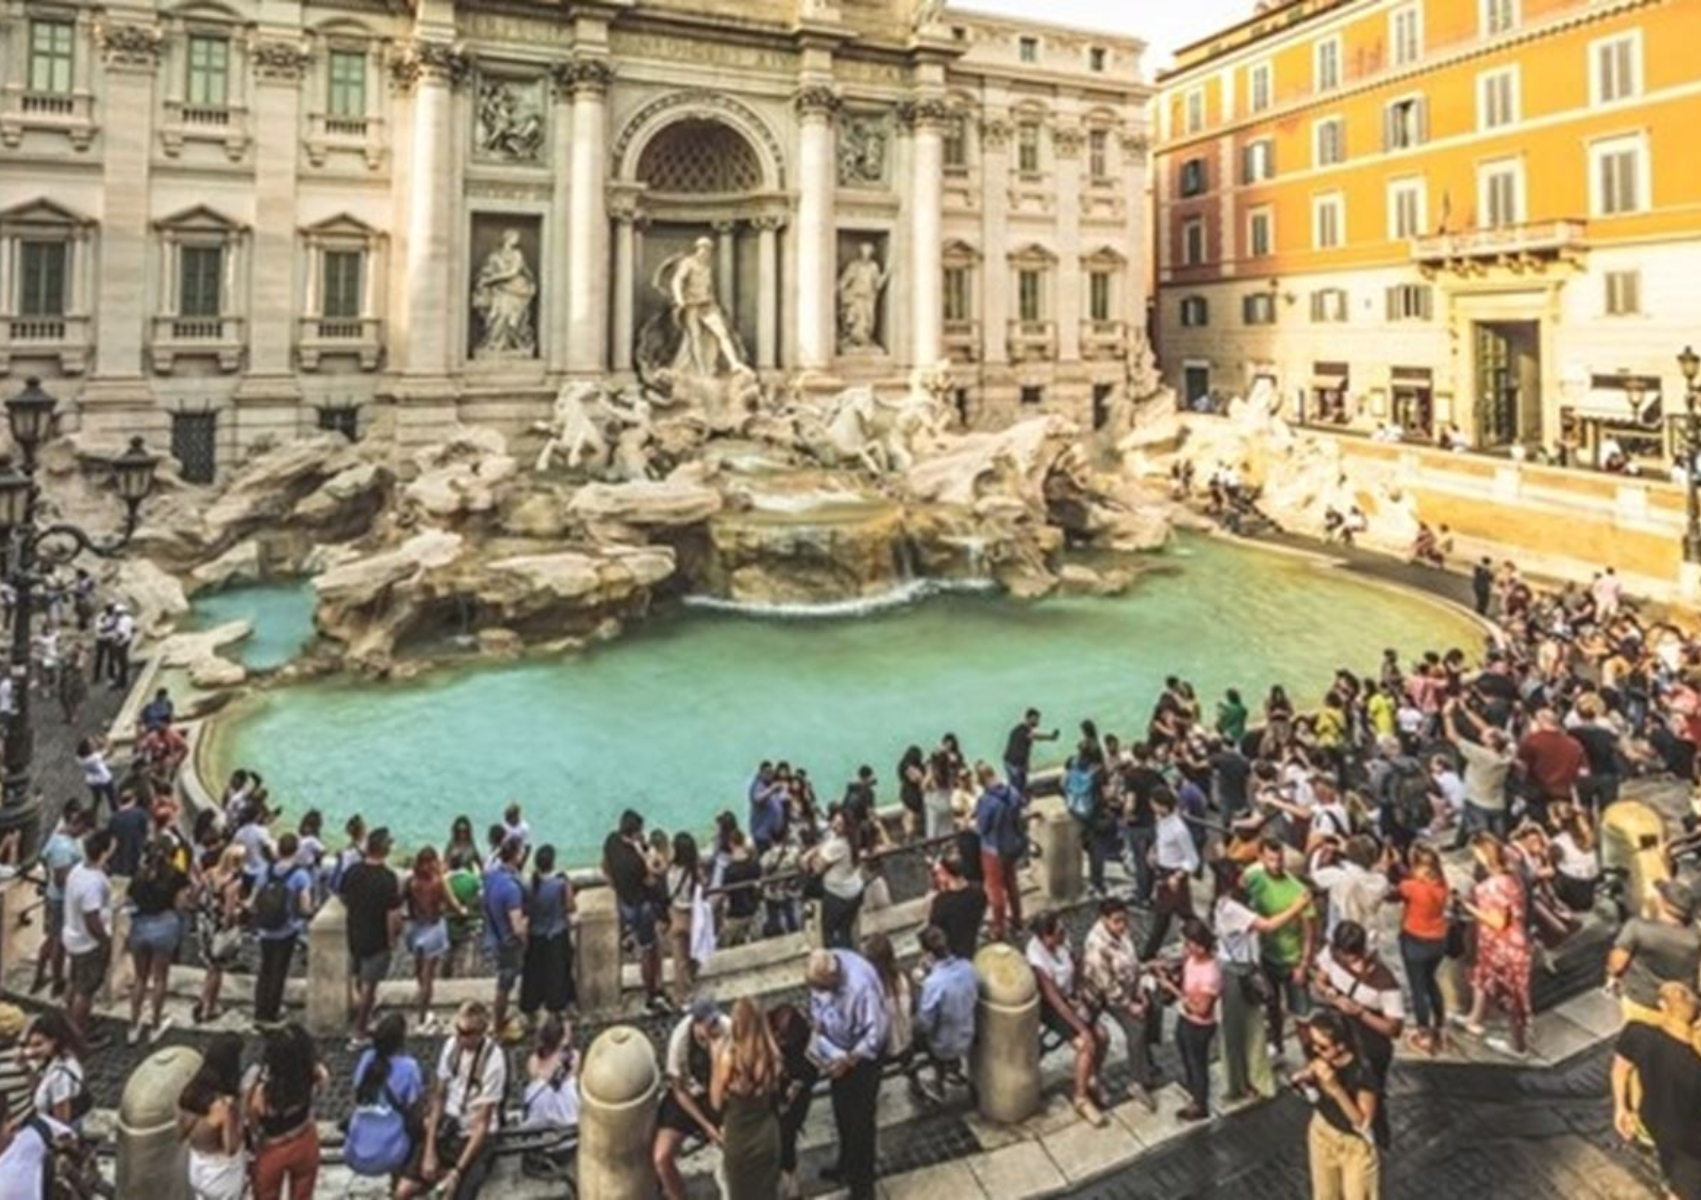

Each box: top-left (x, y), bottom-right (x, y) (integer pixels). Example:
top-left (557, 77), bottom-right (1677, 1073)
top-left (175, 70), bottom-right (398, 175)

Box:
top-left (1242, 837), bottom-right (1317, 1057)
top-left (1216, 689), bottom-right (1249, 747)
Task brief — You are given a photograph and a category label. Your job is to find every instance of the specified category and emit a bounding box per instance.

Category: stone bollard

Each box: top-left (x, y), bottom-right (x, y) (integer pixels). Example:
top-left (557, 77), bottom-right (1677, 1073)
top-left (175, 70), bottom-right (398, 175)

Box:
top-left (305, 895), bottom-right (347, 1035)
top-left (117, 1044), bottom-right (203, 1200)
top-left (971, 942), bottom-right (1041, 1123)
top-left (1031, 798), bottom-right (1083, 906)
top-left (576, 886), bottom-right (623, 1014)
top-left (1601, 799), bottom-right (1668, 920)
top-left (0, 876), bottom-right (43, 986)
top-left (578, 1025), bottom-right (661, 1200)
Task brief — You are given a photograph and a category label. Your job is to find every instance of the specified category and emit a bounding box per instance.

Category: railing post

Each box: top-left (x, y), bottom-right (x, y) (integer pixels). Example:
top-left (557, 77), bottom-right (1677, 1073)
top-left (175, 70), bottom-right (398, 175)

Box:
top-left (305, 895), bottom-right (347, 1035)
top-left (575, 886), bottom-right (624, 1014)
top-left (1031, 797), bottom-right (1083, 906)
top-left (972, 942), bottom-right (1041, 1123)
top-left (117, 1045), bottom-right (202, 1200)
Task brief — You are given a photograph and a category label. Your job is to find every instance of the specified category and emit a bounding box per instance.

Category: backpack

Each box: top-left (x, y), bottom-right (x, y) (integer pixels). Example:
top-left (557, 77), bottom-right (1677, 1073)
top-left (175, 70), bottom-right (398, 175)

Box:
top-left (1385, 759), bottom-right (1432, 832)
top-left (345, 1060), bottom-right (417, 1177)
top-left (1063, 764), bottom-right (1097, 822)
top-left (251, 866), bottom-right (295, 934)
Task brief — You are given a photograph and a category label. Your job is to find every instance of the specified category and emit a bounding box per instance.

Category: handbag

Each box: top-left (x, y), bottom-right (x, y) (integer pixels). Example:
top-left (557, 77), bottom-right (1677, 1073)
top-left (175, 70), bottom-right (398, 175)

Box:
top-left (1237, 966), bottom-right (1273, 1007)
top-left (1443, 913), bottom-right (1469, 960)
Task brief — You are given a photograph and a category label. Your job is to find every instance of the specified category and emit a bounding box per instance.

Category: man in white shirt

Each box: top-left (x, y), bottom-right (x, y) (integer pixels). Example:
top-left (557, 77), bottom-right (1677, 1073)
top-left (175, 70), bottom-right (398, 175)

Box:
top-left (109, 605), bottom-right (135, 690)
top-left (61, 830), bottom-right (115, 1041)
top-left (1141, 789), bottom-right (1201, 959)
top-left (1309, 836), bottom-right (1391, 944)
top-left (398, 1001), bottom-right (507, 1200)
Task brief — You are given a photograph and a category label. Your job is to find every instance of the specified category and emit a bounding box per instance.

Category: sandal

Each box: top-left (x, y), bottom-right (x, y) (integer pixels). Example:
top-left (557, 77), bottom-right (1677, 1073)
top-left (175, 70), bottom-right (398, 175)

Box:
top-left (1073, 1096), bottom-right (1108, 1128)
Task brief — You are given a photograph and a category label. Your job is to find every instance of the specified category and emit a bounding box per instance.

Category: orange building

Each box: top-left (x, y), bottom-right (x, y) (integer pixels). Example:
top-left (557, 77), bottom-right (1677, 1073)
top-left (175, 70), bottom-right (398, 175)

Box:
top-left (1152, 0), bottom-right (1701, 463)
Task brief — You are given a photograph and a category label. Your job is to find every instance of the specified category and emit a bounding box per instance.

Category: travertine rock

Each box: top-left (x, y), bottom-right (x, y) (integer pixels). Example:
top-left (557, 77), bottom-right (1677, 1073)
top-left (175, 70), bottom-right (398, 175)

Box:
top-left (112, 558), bottom-right (190, 633)
top-left (567, 479), bottom-right (724, 529)
top-left (189, 540), bottom-right (262, 591)
top-left (187, 655), bottom-right (247, 689)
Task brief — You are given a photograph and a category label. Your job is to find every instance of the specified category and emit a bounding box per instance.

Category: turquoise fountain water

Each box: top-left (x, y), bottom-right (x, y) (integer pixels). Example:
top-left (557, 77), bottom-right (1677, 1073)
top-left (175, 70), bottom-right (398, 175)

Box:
top-left (187, 582), bottom-right (319, 671)
top-left (200, 537), bottom-right (1483, 860)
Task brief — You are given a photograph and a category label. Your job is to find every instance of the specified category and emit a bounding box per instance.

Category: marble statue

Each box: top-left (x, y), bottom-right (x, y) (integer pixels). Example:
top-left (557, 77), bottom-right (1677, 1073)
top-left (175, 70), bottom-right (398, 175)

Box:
top-left (476, 80), bottom-right (544, 162)
top-left (837, 117), bottom-right (888, 187)
top-left (836, 243), bottom-right (890, 352)
top-left (471, 230), bottom-right (538, 358)
top-left (602, 392), bottom-right (657, 482)
top-left (534, 381), bottom-right (610, 473)
top-left (1125, 328), bottom-right (1161, 400)
top-left (659, 237), bottom-right (745, 379)
top-left (912, 0), bottom-right (949, 31)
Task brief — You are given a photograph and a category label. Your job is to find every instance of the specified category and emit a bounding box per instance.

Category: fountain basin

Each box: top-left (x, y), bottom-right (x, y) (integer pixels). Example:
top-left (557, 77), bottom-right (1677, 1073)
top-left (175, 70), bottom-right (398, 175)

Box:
top-left (193, 535), bottom-right (1483, 861)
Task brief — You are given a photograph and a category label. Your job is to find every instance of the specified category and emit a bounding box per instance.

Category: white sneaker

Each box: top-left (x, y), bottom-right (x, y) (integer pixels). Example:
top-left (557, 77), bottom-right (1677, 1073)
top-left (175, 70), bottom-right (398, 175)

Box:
top-left (1485, 1035), bottom-right (1529, 1060)
top-left (150, 1016), bottom-right (175, 1044)
top-left (126, 1024), bottom-right (143, 1047)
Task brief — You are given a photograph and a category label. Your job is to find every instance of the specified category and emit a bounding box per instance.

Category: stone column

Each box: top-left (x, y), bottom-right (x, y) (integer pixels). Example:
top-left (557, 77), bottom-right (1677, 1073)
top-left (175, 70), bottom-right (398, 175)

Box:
top-left (978, 112), bottom-right (1011, 368)
top-left (547, 61), bottom-right (576, 373)
top-left (578, 1026), bottom-right (660, 1200)
top-left (754, 216), bottom-right (782, 370)
top-left (575, 885), bottom-right (623, 1013)
top-left (905, 96), bottom-right (949, 367)
top-left (714, 219), bottom-right (738, 315)
top-left (972, 942), bottom-right (1041, 1123)
top-left (84, 20), bottom-right (163, 427)
top-left (610, 209), bottom-right (637, 372)
top-left (305, 895), bottom-right (348, 1035)
top-left (1121, 129), bottom-right (1151, 333)
top-left (566, 59), bottom-right (612, 374)
top-left (396, 40), bottom-right (465, 379)
top-left (117, 1046), bottom-right (203, 1200)
top-left (1053, 120), bottom-right (1084, 368)
top-left (793, 85), bottom-right (839, 370)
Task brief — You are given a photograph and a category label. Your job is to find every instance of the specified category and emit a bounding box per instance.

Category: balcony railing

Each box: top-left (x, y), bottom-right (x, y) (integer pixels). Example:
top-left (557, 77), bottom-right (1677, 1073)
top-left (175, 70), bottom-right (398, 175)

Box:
top-left (149, 314), bottom-right (245, 373)
top-left (1006, 319), bottom-right (1057, 363)
top-left (298, 315), bottom-right (383, 371)
top-left (942, 318), bottom-right (980, 364)
top-left (1081, 319), bottom-right (1128, 360)
top-left (305, 112), bottom-right (387, 169)
top-left (0, 313), bottom-right (91, 374)
top-left (1411, 219), bottom-right (1588, 265)
top-left (160, 100), bottom-right (249, 160)
top-left (0, 86), bottom-right (96, 149)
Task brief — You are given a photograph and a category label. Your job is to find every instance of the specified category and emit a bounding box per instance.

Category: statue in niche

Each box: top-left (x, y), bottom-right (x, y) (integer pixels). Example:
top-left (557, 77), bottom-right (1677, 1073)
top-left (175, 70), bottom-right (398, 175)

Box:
top-left (476, 79), bottom-right (544, 161)
top-left (836, 243), bottom-right (890, 352)
top-left (653, 237), bottom-right (746, 379)
top-left (837, 117), bottom-right (888, 187)
top-left (471, 229), bottom-right (538, 358)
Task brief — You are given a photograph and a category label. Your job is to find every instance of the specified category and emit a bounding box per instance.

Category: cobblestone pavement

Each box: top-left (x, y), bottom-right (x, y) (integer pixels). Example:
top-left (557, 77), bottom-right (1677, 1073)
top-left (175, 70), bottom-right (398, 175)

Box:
top-left (1065, 1041), bottom-right (1662, 1200)
top-left (21, 651), bottom-right (131, 831)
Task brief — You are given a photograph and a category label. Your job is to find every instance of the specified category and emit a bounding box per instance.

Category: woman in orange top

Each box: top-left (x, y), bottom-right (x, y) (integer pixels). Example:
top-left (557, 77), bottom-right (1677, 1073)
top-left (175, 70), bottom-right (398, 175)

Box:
top-left (1387, 842), bottom-right (1450, 1053)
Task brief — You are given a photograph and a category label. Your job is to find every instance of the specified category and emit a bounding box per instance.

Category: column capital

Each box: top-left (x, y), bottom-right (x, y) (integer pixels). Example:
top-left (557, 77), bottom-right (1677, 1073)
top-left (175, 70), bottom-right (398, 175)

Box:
top-left (793, 85), bottom-right (842, 119)
top-left (1119, 131), bottom-right (1151, 161)
top-left (898, 96), bottom-right (952, 131)
top-left (978, 116), bottom-right (1011, 150)
top-left (389, 40), bottom-right (471, 93)
top-left (711, 218), bottom-right (741, 234)
top-left (1052, 124), bottom-right (1084, 159)
top-left (750, 214), bottom-right (787, 233)
top-left (96, 21), bottom-right (163, 72)
top-left (553, 57), bottom-right (614, 98)
top-left (251, 39), bottom-right (311, 86)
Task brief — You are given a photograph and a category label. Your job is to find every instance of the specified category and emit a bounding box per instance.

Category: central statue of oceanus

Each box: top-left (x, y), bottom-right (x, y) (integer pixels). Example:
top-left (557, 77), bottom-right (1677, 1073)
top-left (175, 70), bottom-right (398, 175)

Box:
top-left (635, 237), bottom-right (751, 398)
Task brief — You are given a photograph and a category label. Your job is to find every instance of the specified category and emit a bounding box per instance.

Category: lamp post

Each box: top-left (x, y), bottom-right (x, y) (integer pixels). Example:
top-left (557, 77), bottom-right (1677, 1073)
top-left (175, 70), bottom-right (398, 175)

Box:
top-left (1681, 347), bottom-right (1701, 564)
top-left (0, 378), bottom-right (157, 862)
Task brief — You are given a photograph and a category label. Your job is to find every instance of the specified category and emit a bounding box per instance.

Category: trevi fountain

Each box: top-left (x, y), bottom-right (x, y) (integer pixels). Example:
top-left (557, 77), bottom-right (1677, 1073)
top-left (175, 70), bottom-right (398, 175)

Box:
top-left (46, 255), bottom-right (1478, 856)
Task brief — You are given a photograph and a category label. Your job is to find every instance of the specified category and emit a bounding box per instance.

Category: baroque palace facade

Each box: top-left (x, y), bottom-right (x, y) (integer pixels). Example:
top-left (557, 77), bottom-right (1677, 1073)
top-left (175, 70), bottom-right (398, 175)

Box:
top-left (0, 0), bottom-right (1151, 478)
top-left (1152, 0), bottom-right (1701, 464)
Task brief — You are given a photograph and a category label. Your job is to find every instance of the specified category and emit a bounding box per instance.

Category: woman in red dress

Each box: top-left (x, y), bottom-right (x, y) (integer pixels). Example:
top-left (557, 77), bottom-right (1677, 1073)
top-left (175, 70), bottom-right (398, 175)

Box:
top-left (1456, 833), bottom-right (1532, 1058)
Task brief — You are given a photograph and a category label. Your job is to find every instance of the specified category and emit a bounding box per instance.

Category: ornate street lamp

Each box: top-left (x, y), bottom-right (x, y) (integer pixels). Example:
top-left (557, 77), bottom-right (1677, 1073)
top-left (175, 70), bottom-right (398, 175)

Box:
top-left (1682, 348), bottom-right (1701, 564)
top-left (0, 379), bottom-right (158, 861)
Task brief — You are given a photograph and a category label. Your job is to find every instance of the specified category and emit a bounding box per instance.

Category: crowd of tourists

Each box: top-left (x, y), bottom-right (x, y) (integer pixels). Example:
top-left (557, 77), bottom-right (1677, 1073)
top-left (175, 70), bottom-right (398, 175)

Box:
top-left (6, 540), bottom-right (1701, 1200)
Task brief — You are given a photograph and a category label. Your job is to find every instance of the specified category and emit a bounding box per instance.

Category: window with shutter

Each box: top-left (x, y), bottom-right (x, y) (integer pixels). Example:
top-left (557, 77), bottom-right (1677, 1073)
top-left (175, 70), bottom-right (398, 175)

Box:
top-left (1604, 270), bottom-right (1640, 316)
top-left (1018, 270), bottom-right (1042, 321)
top-left (1249, 62), bottom-right (1272, 113)
top-left (18, 241), bottom-right (68, 317)
top-left (1592, 138), bottom-right (1644, 216)
top-left (328, 50), bottom-right (366, 118)
top-left (1593, 35), bottom-right (1639, 105)
top-left (179, 246), bottom-right (224, 317)
top-left (186, 35), bottom-right (231, 109)
top-left (943, 267), bottom-right (970, 322)
top-left (322, 250), bottom-right (363, 319)
top-left (1089, 273), bottom-right (1113, 322)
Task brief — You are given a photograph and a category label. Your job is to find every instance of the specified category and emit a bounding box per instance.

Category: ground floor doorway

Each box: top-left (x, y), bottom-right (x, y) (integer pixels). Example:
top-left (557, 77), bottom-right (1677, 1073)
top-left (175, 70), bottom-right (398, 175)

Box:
top-left (1473, 320), bottom-right (1541, 447)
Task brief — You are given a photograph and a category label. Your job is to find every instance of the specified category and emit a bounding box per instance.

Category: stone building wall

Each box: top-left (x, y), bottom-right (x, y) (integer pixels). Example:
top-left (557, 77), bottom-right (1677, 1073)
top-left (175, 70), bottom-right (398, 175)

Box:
top-left (0, 0), bottom-right (1151, 478)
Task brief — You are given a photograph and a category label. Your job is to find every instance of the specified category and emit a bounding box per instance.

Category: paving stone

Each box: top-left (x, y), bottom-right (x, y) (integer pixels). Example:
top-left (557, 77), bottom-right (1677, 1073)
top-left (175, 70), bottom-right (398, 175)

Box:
top-left (880, 1160), bottom-right (986, 1200)
top-left (965, 1141), bottom-right (1067, 1198)
top-left (1036, 1112), bottom-right (1143, 1185)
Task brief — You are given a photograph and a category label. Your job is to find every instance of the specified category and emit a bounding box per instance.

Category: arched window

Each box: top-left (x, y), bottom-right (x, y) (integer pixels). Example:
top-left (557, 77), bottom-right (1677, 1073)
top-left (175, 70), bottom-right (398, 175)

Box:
top-left (636, 120), bottom-right (763, 195)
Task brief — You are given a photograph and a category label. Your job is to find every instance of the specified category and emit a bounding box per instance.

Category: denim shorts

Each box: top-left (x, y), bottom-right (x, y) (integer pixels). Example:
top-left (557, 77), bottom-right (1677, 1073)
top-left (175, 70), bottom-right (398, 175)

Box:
top-left (407, 919), bottom-right (450, 961)
top-left (493, 940), bottom-right (524, 992)
top-left (128, 910), bottom-right (183, 956)
top-left (618, 899), bottom-right (658, 950)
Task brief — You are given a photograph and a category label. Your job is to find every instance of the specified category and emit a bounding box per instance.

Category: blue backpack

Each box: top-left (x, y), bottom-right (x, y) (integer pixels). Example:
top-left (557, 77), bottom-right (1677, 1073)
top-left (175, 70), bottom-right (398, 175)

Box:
top-left (1063, 764), bottom-right (1097, 822)
top-left (344, 1058), bottom-right (418, 1177)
